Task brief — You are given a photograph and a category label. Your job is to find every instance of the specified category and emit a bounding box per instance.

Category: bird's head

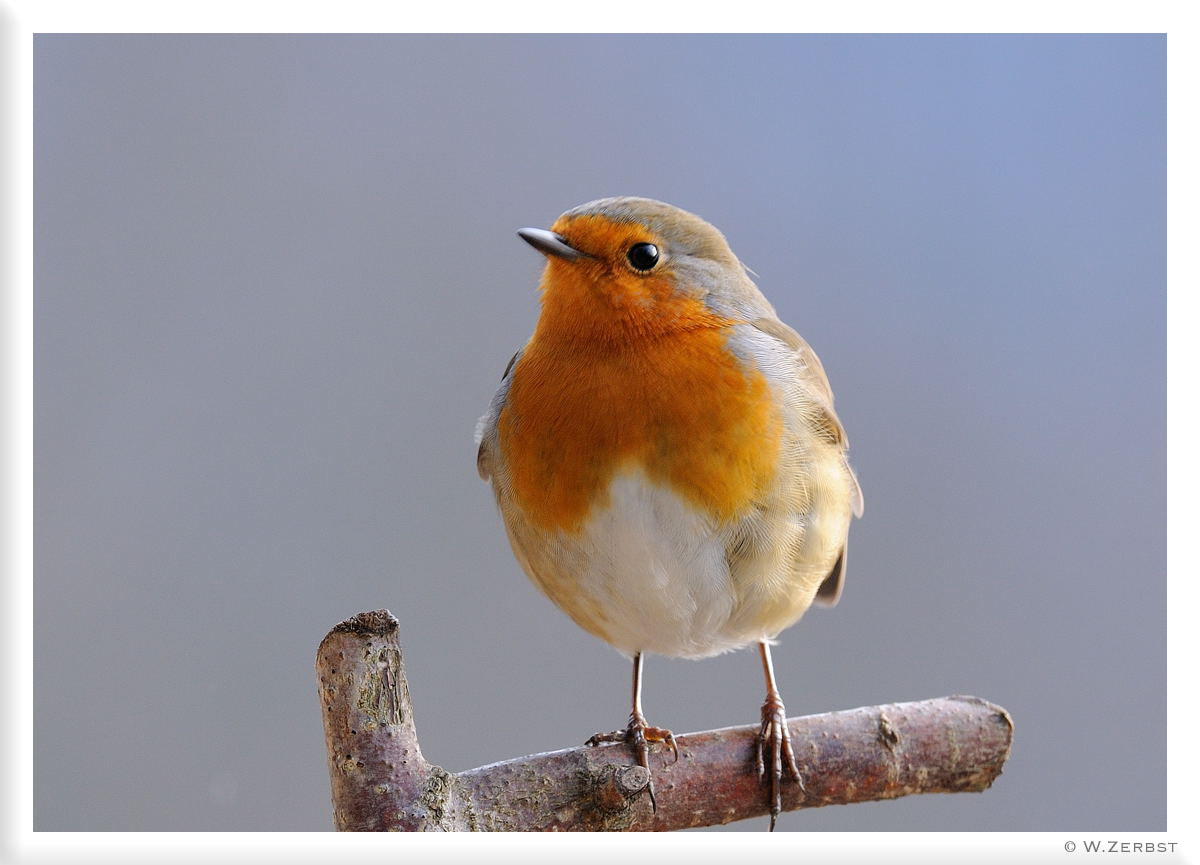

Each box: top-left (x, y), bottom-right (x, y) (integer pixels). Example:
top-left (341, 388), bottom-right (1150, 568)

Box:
top-left (518, 197), bottom-right (761, 343)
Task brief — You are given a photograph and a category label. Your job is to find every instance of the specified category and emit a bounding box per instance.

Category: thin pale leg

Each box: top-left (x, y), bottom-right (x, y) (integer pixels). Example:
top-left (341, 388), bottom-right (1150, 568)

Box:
top-left (585, 652), bottom-right (678, 811)
top-left (756, 641), bottom-right (803, 831)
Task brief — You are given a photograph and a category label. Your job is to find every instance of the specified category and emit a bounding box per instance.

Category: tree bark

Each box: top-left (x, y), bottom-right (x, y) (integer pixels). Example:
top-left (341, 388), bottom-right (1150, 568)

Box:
top-left (316, 609), bottom-right (1013, 831)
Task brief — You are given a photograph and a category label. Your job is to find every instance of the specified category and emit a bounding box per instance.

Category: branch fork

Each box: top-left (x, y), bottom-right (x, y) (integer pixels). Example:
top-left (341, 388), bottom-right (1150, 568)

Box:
top-left (316, 610), bottom-right (1013, 831)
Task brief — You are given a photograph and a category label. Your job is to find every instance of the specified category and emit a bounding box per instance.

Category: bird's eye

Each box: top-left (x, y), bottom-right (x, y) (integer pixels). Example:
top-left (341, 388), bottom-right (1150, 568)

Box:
top-left (626, 242), bottom-right (660, 272)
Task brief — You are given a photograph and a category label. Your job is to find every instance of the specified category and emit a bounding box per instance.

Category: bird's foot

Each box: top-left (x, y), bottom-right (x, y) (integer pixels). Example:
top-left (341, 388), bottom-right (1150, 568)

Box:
top-left (586, 711), bottom-right (678, 811)
top-left (756, 692), bottom-right (804, 831)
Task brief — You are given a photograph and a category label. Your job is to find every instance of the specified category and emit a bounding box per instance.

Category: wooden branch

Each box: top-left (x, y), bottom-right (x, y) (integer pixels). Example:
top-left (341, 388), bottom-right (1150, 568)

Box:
top-left (316, 609), bottom-right (1013, 831)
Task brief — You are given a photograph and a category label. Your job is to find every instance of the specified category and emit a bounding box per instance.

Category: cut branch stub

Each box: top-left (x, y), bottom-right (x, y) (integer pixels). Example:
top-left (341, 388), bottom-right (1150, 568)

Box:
top-left (316, 610), bottom-right (1013, 831)
top-left (316, 610), bottom-right (429, 830)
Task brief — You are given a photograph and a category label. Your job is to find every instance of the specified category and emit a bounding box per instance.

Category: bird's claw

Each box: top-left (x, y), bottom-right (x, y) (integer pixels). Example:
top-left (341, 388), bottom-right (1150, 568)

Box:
top-left (757, 693), bottom-right (804, 831)
top-left (586, 712), bottom-right (677, 812)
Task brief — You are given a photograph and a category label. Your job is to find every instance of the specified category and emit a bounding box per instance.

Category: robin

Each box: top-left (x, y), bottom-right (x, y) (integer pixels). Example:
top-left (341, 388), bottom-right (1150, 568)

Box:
top-left (475, 197), bottom-right (863, 830)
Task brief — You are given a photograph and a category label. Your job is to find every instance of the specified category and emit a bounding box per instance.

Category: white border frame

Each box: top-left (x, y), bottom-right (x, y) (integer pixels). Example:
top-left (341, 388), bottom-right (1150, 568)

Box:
top-left (5, 3), bottom-right (1192, 862)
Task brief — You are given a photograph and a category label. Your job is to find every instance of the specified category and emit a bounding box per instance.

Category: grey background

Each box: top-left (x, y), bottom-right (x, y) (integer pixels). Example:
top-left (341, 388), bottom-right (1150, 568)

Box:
top-left (34, 35), bottom-right (1165, 831)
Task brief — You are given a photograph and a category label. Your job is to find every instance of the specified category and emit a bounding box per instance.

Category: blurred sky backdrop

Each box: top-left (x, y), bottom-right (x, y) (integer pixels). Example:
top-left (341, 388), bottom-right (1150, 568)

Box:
top-left (34, 34), bottom-right (1164, 831)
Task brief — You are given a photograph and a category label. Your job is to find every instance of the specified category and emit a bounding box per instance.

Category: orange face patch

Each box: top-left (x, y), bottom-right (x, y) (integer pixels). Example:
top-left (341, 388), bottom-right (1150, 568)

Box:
top-left (499, 214), bottom-right (781, 533)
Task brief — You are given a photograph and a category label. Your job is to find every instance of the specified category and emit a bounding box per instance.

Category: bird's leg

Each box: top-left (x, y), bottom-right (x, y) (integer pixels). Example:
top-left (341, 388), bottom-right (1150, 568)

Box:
top-left (756, 640), bottom-right (803, 831)
top-left (585, 652), bottom-right (678, 811)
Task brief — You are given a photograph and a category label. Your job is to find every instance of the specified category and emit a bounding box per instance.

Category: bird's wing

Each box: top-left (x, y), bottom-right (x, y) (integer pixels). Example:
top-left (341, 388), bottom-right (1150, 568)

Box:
top-left (475, 348), bottom-right (522, 482)
top-left (749, 316), bottom-right (863, 516)
top-left (746, 317), bottom-right (862, 607)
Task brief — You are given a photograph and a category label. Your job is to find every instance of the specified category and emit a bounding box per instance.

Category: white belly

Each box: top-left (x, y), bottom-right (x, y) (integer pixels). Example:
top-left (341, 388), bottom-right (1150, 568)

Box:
top-left (499, 461), bottom-right (846, 660)
top-left (571, 470), bottom-right (743, 659)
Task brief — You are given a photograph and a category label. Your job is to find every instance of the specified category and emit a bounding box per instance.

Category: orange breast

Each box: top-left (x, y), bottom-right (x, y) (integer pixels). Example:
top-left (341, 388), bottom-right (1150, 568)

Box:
top-left (498, 293), bottom-right (782, 534)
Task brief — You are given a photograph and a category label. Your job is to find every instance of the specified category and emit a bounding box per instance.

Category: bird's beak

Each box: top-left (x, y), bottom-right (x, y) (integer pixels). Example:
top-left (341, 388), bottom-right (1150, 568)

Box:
top-left (517, 228), bottom-right (587, 261)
